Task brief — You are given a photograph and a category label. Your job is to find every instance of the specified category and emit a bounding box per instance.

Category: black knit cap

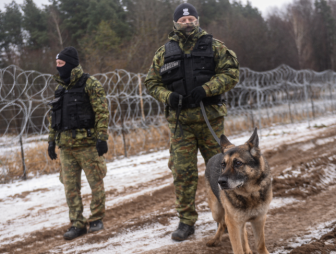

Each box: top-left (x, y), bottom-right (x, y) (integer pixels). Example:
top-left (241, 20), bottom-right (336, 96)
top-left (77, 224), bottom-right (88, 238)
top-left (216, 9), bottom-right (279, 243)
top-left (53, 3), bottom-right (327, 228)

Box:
top-left (56, 46), bottom-right (79, 66)
top-left (173, 3), bottom-right (198, 22)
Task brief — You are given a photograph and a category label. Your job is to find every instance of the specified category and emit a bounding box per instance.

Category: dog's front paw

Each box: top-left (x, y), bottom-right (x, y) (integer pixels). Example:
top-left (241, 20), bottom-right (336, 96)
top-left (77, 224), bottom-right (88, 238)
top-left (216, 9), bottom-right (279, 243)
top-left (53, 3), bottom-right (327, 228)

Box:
top-left (206, 238), bottom-right (220, 247)
top-left (244, 250), bottom-right (253, 254)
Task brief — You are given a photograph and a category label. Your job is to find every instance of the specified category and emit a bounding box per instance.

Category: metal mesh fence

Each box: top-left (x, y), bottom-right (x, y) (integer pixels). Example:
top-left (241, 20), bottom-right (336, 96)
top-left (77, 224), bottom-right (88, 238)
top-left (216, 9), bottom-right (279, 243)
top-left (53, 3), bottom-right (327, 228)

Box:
top-left (1, 64), bottom-right (336, 181)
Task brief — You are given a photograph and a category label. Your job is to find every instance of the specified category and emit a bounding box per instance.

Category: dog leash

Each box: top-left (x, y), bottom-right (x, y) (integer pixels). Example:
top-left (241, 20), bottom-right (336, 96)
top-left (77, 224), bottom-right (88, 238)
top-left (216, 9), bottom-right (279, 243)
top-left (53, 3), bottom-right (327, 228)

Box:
top-left (200, 101), bottom-right (221, 146)
top-left (174, 95), bottom-right (184, 137)
top-left (173, 97), bottom-right (221, 146)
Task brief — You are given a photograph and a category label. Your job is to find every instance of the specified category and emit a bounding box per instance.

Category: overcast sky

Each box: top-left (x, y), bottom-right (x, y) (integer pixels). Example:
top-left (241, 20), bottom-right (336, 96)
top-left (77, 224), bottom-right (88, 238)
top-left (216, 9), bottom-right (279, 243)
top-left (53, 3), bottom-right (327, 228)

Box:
top-left (1, 0), bottom-right (293, 17)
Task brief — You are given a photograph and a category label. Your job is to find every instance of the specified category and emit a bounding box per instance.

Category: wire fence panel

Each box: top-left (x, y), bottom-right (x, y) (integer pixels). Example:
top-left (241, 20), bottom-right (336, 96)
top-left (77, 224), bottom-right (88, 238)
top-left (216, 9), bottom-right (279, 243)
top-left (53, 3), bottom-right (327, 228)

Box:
top-left (1, 64), bottom-right (336, 182)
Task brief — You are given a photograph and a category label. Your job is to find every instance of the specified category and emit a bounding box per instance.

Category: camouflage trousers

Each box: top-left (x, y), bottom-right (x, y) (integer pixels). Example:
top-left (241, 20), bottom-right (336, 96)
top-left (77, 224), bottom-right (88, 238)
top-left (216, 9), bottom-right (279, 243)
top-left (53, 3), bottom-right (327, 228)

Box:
top-left (60, 145), bottom-right (107, 228)
top-left (168, 117), bottom-right (224, 226)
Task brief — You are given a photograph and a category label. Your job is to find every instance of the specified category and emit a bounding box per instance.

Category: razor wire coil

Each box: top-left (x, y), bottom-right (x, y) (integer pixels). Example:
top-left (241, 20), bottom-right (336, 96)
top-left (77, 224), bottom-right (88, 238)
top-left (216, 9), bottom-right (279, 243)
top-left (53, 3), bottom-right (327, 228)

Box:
top-left (1, 64), bottom-right (336, 180)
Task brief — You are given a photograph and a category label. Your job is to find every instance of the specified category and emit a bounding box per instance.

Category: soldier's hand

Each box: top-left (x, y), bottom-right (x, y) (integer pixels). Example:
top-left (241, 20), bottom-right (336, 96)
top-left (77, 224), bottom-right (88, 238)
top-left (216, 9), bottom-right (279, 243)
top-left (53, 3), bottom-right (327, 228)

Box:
top-left (48, 141), bottom-right (57, 160)
top-left (169, 92), bottom-right (180, 109)
top-left (191, 86), bottom-right (206, 105)
top-left (96, 139), bottom-right (108, 156)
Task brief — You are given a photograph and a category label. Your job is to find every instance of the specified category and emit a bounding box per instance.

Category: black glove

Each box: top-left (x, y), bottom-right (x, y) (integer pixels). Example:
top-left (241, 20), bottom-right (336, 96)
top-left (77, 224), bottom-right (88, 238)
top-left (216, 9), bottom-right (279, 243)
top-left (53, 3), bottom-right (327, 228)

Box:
top-left (191, 86), bottom-right (206, 105)
top-left (169, 92), bottom-right (181, 109)
top-left (48, 141), bottom-right (57, 160)
top-left (96, 139), bottom-right (108, 156)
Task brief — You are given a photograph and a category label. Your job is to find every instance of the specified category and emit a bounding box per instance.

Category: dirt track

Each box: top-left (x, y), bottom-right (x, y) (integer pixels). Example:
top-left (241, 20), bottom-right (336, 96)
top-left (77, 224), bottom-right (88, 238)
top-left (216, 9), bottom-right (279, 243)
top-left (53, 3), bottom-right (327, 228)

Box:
top-left (2, 123), bottom-right (336, 254)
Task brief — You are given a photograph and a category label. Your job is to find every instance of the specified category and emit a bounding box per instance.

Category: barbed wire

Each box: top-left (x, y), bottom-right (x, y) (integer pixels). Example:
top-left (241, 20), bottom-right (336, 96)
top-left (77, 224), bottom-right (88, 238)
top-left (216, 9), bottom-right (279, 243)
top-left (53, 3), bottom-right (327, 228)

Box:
top-left (0, 64), bottom-right (336, 181)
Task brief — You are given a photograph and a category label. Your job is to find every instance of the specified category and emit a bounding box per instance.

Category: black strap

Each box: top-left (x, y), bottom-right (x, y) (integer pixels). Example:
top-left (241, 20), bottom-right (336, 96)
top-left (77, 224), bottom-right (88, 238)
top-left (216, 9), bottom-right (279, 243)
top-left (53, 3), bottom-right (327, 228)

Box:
top-left (72, 129), bottom-right (76, 139)
top-left (87, 129), bottom-right (92, 137)
top-left (174, 95), bottom-right (184, 137)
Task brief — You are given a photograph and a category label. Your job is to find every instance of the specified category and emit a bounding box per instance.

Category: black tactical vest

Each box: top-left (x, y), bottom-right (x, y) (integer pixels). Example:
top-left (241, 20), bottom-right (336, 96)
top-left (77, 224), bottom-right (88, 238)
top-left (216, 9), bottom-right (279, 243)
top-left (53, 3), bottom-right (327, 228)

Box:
top-left (160, 34), bottom-right (221, 108)
top-left (49, 74), bottom-right (95, 132)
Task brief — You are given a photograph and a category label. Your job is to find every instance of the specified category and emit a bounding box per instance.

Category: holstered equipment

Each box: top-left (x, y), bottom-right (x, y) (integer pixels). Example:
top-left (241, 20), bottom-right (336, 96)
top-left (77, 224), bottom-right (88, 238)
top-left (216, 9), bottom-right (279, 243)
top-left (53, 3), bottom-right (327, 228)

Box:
top-left (49, 74), bottom-right (95, 137)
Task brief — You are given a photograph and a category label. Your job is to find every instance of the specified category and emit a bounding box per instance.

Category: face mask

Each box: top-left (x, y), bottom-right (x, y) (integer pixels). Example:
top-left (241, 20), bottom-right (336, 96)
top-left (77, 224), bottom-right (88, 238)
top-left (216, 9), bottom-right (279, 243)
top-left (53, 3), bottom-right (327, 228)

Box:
top-left (56, 62), bottom-right (75, 84)
top-left (173, 19), bottom-right (199, 36)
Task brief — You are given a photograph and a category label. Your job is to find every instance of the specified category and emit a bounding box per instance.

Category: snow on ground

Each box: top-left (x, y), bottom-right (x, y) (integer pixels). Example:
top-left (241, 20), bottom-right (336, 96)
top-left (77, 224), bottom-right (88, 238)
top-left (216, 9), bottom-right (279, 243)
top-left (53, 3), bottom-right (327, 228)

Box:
top-left (0, 135), bottom-right (48, 154)
top-left (272, 220), bottom-right (336, 254)
top-left (58, 198), bottom-right (300, 254)
top-left (1, 115), bottom-right (336, 251)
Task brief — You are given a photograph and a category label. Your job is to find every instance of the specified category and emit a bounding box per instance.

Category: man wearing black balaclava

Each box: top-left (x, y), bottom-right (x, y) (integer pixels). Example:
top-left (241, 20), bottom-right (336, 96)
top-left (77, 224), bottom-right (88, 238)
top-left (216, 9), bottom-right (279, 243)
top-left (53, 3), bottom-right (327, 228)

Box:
top-left (48, 46), bottom-right (109, 240)
top-left (56, 47), bottom-right (79, 84)
top-left (145, 3), bottom-right (240, 241)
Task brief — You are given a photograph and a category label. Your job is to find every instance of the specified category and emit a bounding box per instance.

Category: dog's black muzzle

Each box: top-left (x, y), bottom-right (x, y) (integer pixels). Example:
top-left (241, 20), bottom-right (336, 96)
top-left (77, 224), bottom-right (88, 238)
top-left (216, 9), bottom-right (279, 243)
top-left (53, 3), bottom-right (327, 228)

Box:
top-left (218, 176), bottom-right (229, 190)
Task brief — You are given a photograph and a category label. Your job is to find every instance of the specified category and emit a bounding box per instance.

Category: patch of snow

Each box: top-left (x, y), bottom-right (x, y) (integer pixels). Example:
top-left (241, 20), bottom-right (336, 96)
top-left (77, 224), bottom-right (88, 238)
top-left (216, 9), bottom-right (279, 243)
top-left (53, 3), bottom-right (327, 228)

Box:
top-left (272, 220), bottom-right (336, 254)
top-left (299, 142), bottom-right (315, 151)
top-left (316, 136), bottom-right (335, 146)
top-left (269, 197), bottom-right (299, 209)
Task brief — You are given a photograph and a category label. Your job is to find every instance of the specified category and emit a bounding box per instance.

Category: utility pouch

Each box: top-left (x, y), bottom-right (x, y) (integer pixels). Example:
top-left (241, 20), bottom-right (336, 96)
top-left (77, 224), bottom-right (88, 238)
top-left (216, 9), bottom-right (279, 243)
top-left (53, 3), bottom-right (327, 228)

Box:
top-left (165, 104), bottom-right (170, 118)
top-left (167, 79), bottom-right (186, 96)
top-left (48, 96), bottom-right (63, 131)
top-left (79, 115), bottom-right (95, 129)
top-left (195, 75), bottom-right (211, 87)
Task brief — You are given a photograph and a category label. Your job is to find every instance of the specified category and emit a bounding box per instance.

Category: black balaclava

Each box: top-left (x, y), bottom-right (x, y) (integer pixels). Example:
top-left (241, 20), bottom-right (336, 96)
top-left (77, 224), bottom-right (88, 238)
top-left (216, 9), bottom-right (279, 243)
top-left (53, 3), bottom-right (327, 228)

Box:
top-left (56, 46), bottom-right (79, 85)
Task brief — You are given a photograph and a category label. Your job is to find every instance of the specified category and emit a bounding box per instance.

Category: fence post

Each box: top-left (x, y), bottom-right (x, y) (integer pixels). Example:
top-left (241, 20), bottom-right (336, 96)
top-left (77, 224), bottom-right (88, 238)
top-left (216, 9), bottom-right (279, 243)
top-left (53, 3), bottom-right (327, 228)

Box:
top-left (304, 83), bottom-right (311, 127)
top-left (329, 83), bottom-right (334, 114)
top-left (286, 83), bottom-right (294, 124)
top-left (19, 134), bottom-right (27, 180)
top-left (117, 84), bottom-right (127, 158)
top-left (309, 84), bottom-right (315, 119)
top-left (138, 73), bottom-right (145, 121)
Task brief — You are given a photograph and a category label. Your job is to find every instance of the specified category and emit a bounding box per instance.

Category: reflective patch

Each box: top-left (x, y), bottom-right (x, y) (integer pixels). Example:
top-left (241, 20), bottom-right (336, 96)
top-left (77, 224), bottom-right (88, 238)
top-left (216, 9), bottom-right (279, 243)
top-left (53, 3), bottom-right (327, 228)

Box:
top-left (183, 8), bottom-right (189, 15)
top-left (160, 61), bottom-right (180, 75)
top-left (56, 54), bottom-right (59, 59)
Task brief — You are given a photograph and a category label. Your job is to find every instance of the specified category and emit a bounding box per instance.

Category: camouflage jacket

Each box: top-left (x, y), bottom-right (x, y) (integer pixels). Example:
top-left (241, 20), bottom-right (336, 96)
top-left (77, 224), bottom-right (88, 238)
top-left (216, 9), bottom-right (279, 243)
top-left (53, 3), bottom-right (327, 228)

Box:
top-left (48, 65), bottom-right (109, 148)
top-left (144, 28), bottom-right (239, 124)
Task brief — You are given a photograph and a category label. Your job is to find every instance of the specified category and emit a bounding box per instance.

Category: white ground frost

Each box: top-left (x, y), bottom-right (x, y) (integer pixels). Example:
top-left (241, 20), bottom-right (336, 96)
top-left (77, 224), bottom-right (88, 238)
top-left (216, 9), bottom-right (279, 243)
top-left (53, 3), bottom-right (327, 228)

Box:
top-left (1, 115), bottom-right (336, 253)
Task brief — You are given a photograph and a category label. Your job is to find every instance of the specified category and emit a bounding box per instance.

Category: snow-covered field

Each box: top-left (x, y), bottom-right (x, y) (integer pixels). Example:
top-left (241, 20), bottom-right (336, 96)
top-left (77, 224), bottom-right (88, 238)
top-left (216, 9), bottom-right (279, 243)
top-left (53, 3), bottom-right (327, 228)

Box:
top-left (2, 115), bottom-right (336, 253)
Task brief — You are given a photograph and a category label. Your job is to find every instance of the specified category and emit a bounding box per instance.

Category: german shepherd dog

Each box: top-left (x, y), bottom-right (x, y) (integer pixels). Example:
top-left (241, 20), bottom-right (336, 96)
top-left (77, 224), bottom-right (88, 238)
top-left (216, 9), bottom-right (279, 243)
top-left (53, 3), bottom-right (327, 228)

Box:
top-left (205, 128), bottom-right (272, 254)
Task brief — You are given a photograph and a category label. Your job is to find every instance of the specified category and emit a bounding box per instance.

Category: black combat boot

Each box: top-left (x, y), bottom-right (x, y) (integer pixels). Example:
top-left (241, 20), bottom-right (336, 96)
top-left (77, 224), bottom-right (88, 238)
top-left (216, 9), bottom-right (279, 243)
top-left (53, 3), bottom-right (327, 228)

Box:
top-left (63, 226), bottom-right (87, 240)
top-left (88, 220), bottom-right (104, 233)
top-left (171, 222), bottom-right (195, 241)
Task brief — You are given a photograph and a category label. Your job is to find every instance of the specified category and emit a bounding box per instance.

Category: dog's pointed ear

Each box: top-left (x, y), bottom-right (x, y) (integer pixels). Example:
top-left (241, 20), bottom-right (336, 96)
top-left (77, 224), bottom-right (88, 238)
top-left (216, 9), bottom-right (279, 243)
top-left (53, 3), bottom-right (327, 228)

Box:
top-left (246, 128), bottom-right (260, 157)
top-left (220, 134), bottom-right (234, 153)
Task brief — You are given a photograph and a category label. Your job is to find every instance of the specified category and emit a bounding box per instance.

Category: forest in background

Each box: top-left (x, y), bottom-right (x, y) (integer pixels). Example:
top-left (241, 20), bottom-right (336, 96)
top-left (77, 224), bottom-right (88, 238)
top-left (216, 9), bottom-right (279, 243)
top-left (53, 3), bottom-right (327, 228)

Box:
top-left (1, 0), bottom-right (336, 74)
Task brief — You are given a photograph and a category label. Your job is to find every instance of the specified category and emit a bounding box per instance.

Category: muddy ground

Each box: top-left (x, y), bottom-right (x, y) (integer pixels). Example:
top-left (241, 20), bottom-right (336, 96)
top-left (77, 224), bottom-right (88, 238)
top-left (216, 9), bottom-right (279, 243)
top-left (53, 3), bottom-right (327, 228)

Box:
top-left (1, 124), bottom-right (336, 254)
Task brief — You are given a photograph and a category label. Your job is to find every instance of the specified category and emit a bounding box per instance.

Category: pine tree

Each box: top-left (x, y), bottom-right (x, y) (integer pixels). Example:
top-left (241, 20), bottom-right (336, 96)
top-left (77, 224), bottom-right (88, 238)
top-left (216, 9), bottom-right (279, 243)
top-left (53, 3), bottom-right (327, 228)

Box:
top-left (314, 0), bottom-right (336, 70)
top-left (21, 0), bottom-right (48, 49)
top-left (0, 1), bottom-right (23, 65)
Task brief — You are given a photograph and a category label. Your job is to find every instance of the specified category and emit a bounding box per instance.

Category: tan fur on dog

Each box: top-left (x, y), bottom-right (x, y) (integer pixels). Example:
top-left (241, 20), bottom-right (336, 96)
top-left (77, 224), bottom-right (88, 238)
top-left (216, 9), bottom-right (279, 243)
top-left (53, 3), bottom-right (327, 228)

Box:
top-left (205, 128), bottom-right (272, 254)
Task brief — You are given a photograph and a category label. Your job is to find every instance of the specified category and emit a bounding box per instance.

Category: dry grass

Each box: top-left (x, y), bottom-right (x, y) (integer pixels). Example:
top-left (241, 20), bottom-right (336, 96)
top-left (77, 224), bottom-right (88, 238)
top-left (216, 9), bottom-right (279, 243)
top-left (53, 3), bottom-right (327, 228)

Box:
top-left (0, 126), bottom-right (171, 183)
top-left (0, 143), bottom-right (61, 183)
top-left (0, 109), bottom-right (331, 183)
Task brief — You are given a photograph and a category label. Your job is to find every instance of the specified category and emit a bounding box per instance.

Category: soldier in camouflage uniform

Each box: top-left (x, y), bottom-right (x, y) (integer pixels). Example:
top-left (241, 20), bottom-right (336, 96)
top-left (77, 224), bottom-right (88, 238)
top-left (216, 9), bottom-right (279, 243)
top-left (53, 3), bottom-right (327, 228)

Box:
top-left (145, 3), bottom-right (239, 241)
top-left (47, 46), bottom-right (109, 240)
